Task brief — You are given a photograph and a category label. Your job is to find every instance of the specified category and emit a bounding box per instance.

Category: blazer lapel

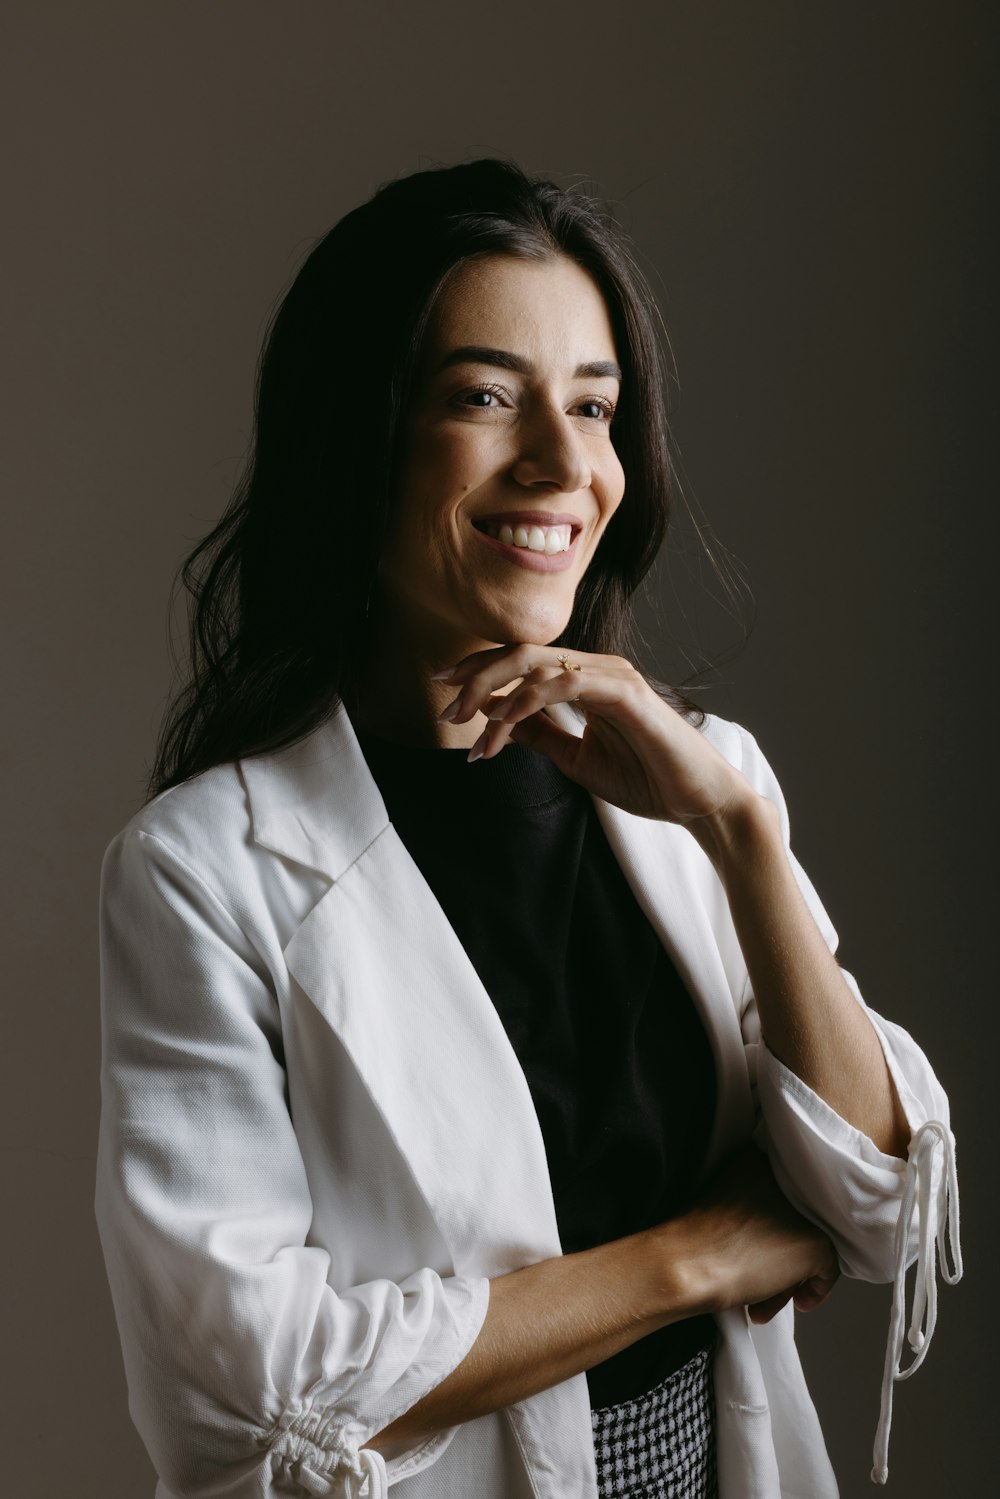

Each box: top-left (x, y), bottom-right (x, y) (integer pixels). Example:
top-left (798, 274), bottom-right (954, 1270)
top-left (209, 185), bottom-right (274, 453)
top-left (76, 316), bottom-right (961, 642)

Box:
top-left (241, 702), bottom-right (562, 1280)
top-left (587, 802), bottom-right (754, 1168)
top-left (543, 699), bottom-right (754, 1168)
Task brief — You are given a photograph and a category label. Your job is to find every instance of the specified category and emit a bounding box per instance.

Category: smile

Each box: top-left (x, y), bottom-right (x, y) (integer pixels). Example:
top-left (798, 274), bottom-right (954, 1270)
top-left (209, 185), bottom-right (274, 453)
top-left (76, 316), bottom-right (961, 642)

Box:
top-left (478, 520), bottom-right (573, 553)
top-left (470, 520), bottom-right (580, 573)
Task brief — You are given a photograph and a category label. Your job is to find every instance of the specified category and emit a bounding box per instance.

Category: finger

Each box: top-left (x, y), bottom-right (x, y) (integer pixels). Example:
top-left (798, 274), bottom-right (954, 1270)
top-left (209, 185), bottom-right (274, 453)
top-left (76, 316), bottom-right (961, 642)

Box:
top-left (441, 647), bottom-right (631, 724)
top-left (483, 671), bottom-right (567, 723)
top-left (793, 1273), bottom-right (839, 1313)
top-left (470, 671), bottom-right (587, 758)
top-left (433, 646), bottom-right (531, 725)
top-left (748, 1290), bottom-right (794, 1324)
top-left (477, 702), bottom-right (582, 765)
top-left (480, 674), bottom-right (582, 739)
top-left (461, 673), bottom-right (555, 759)
top-left (507, 709), bottom-right (583, 762)
top-left (481, 660), bottom-right (637, 734)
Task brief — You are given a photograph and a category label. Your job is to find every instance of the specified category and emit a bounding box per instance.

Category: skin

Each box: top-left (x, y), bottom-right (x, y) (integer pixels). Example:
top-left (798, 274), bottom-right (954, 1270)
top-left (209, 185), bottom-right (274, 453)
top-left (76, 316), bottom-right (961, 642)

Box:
top-left (344, 252), bottom-right (626, 747)
top-left (348, 253), bottom-right (911, 1459)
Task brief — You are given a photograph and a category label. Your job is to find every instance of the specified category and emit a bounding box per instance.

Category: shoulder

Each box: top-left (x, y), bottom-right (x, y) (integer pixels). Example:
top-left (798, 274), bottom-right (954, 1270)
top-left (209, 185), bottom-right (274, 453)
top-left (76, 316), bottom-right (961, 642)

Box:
top-left (99, 754), bottom-right (324, 962)
top-left (100, 758), bottom-right (258, 922)
top-left (99, 715), bottom-right (351, 939)
top-left (106, 758), bottom-right (249, 862)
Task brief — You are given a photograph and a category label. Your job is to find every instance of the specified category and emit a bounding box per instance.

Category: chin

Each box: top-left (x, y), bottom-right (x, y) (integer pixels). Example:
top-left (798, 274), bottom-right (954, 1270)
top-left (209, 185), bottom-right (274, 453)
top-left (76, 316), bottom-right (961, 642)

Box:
top-left (484, 599), bottom-right (573, 648)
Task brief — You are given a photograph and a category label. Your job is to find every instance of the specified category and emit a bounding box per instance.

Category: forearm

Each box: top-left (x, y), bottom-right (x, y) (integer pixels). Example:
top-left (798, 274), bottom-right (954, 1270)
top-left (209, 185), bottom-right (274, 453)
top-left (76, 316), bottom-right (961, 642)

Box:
top-left (367, 1228), bottom-right (674, 1457)
top-left (367, 1143), bottom-right (839, 1458)
top-left (691, 791), bottom-right (909, 1158)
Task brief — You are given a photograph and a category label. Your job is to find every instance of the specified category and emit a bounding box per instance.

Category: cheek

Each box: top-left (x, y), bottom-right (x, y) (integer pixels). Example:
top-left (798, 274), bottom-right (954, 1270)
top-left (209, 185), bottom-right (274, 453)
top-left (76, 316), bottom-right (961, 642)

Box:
top-left (601, 453), bottom-right (627, 515)
top-left (400, 447), bottom-right (491, 534)
top-left (409, 424), bottom-right (474, 475)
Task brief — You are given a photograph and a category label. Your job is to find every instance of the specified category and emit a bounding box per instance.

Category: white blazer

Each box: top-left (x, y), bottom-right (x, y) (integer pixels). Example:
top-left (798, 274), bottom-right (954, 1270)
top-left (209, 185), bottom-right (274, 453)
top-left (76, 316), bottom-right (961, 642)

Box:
top-left (95, 699), bottom-right (958, 1499)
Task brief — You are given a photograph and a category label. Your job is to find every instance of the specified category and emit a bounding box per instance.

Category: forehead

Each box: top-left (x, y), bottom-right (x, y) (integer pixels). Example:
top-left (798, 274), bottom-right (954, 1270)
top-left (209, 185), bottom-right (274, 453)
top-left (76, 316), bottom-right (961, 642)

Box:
top-left (422, 253), bottom-right (619, 364)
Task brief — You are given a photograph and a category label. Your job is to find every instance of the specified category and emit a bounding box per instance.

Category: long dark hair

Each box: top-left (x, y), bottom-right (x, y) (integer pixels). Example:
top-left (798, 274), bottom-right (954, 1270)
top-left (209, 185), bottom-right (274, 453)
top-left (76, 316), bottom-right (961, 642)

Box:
top-left (148, 156), bottom-right (732, 801)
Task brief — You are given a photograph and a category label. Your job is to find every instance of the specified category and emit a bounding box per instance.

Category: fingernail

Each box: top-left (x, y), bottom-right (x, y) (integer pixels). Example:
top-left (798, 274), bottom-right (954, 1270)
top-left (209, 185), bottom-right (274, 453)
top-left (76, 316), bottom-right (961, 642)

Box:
top-left (467, 730), bottom-right (487, 763)
top-left (430, 666), bottom-right (457, 681)
top-left (437, 698), bottom-right (461, 723)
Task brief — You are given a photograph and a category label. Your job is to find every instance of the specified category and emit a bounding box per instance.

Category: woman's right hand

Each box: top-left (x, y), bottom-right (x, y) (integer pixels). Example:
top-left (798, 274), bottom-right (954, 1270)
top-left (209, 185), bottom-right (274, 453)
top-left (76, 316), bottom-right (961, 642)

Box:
top-left (650, 1143), bottom-right (840, 1326)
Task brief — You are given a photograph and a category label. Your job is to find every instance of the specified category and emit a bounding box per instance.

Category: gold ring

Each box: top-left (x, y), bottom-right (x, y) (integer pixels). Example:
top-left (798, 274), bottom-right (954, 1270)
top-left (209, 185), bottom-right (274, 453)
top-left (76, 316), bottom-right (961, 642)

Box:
top-left (557, 653), bottom-right (583, 672)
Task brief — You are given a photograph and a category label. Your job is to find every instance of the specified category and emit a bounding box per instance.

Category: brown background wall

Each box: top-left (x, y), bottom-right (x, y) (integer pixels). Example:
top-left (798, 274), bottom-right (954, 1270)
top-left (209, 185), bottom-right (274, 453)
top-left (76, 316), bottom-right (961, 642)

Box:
top-left (2, 2), bottom-right (992, 1494)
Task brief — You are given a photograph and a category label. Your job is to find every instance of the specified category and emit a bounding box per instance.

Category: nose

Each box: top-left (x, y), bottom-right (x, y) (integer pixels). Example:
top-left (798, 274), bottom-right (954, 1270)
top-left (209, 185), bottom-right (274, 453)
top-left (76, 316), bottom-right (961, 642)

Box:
top-left (510, 404), bottom-right (592, 496)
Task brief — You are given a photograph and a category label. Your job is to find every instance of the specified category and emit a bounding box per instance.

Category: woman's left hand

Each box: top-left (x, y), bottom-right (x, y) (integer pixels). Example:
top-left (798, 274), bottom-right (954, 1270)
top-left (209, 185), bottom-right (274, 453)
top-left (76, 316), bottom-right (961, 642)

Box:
top-left (436, 643), bottom-right (755, 828)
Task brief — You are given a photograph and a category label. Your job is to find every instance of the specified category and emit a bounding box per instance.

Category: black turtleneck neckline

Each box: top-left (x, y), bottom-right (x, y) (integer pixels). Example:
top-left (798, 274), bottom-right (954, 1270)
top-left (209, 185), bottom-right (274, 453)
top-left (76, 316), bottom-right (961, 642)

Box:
top-left (354, 726), bottom-right (575, 813)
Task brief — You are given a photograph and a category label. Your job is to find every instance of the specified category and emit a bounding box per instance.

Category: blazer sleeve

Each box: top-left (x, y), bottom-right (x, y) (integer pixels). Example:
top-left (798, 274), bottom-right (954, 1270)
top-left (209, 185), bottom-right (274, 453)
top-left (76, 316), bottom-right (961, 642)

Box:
top-left (95, 825), bottom-right (490, 1499)
top-left (728, 724), bottom-right (958, 1277)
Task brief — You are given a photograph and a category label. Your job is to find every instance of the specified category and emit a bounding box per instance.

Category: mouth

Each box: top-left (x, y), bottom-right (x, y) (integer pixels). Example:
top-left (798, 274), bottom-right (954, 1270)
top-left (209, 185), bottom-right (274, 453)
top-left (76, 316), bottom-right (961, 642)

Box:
top-left (472, 518), bottom-right (574, 552)
top-left (470, 516), bottom-right (581, 573)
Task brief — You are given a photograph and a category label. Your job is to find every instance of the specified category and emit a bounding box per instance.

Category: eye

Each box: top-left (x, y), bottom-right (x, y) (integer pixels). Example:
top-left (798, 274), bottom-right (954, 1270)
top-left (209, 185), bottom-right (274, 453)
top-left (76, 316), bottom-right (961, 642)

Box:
top-left (454, 382), bottom-right (509, 410)
top-left (454, 384), bottom-right (617, 422)
top-left (577, 398), bottom-right (616, 423)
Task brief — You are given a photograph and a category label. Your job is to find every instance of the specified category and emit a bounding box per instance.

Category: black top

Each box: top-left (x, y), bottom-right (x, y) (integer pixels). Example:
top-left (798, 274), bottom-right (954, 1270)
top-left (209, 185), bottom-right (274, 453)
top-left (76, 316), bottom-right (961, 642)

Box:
top-left (355, 727), bottom-right (718, 1408)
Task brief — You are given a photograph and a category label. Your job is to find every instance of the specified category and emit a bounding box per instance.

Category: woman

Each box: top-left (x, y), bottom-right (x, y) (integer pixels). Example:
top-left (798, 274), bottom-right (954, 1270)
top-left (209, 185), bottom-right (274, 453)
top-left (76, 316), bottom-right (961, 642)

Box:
top-left (96, 157), bottom-right (960, 1498)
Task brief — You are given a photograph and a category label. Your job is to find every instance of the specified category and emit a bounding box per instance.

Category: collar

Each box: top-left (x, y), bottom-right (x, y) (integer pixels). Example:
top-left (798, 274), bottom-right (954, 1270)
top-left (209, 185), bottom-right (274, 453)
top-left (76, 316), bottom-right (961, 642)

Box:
top-left (239, 697), bottom-right (587, 881)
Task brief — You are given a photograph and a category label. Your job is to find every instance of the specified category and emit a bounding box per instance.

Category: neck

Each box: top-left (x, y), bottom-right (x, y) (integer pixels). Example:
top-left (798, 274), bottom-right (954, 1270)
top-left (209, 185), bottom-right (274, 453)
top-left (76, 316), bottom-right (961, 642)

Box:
top-left (344, 601), bottom-right (497, 750)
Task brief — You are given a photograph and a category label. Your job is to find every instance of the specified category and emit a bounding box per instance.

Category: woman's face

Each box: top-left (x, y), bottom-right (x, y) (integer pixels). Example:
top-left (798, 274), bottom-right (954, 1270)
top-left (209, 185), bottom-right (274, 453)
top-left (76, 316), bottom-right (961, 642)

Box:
top-left (376, 253), bottom-right (626, 666)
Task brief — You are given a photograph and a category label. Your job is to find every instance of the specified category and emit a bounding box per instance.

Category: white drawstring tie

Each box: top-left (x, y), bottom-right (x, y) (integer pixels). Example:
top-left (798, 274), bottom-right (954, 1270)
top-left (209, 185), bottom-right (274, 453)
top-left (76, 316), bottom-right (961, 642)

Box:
top-left (358, 1446), bottom-right (388, 1498)
top-left (871, 1119), bottom-right (962, 1484)
top-left (290, 1442), bottom-right (388, 1497)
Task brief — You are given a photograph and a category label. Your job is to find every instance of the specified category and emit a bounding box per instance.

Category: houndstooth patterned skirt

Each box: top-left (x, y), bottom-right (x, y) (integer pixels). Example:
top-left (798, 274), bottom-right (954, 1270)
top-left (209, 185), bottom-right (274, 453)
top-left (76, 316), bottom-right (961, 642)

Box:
top-left (589, 1345), bottom-right (718, 1499)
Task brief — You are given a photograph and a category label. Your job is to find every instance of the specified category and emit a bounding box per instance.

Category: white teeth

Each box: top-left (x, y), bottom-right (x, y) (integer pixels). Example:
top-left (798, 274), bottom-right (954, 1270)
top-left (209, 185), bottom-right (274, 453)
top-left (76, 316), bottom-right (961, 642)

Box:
top-left (487, 521), bottom-right (572, 553)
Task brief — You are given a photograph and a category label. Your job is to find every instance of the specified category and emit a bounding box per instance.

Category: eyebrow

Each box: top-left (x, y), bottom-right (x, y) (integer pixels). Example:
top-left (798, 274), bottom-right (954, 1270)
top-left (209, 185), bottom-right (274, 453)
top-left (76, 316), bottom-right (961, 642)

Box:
top-left (434, 344), bottom-right (622, 383)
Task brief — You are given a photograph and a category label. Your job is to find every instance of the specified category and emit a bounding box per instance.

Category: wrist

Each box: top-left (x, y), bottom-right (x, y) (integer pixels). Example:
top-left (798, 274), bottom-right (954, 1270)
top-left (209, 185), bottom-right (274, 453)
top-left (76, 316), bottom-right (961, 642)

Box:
top-left (638, 1217), bottom-right (721, 1328)
top-left (688, 787), bottom-right (782, 874)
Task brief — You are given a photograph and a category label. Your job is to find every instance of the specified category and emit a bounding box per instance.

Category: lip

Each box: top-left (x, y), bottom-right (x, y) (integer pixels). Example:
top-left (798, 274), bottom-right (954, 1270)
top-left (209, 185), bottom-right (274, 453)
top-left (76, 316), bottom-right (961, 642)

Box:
top-left (470, 520), bottom-right (580, 573)
top-left (472, 510), bottom-right (584, 533)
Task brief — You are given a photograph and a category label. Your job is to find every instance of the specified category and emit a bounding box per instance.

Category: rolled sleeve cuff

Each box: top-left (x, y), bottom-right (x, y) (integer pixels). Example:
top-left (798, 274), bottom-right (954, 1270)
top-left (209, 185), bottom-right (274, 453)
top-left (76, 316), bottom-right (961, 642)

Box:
top-left (754, 1027), bottom-right (962, 1485)
top-left (263, 1271), bottom-right (491, 1495)
top-left (753, 1003), bottom-right (950, 1284)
